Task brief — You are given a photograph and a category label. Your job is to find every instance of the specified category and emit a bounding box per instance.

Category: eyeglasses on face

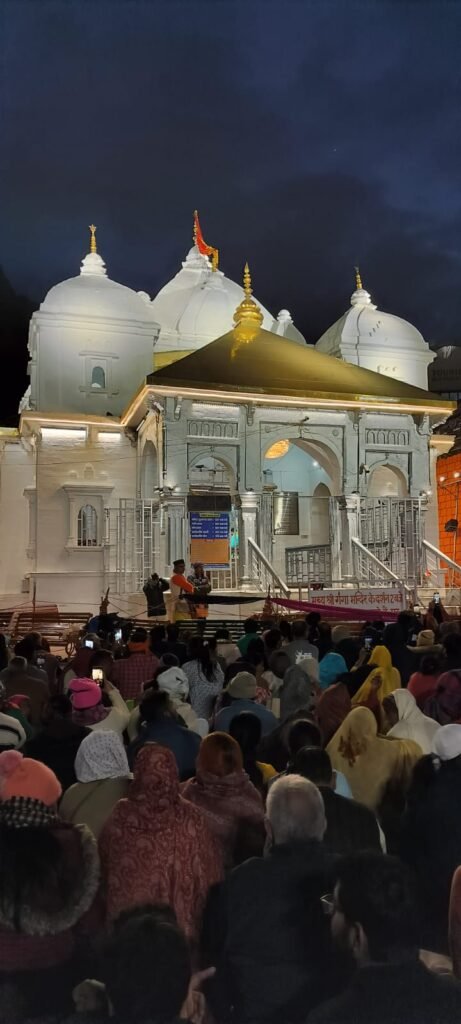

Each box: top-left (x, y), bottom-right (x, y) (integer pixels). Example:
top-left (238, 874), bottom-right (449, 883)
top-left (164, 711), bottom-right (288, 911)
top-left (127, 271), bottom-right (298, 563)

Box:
top-left (321, 893), bottom-right (335, 916)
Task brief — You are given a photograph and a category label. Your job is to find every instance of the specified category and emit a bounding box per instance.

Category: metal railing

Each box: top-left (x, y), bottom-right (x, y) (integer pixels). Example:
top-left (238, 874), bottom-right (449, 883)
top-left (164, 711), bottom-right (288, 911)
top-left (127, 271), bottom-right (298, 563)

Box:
top-left (248, 537), bottom-right (290, 596)
top-left (351, 536), bottom-right (413, 596)
top-left (422, 540), bottom-right (461, 588)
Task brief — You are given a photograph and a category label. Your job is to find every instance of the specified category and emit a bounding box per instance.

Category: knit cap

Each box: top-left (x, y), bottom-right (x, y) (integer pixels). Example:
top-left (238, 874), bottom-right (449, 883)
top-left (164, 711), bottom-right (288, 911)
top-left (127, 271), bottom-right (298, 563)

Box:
top-left (416, 629), bottom-right (435, 648)
top-left (0, 750), bottom-right (62, 805)
top-left (69, 677), bottom-right (102, 710)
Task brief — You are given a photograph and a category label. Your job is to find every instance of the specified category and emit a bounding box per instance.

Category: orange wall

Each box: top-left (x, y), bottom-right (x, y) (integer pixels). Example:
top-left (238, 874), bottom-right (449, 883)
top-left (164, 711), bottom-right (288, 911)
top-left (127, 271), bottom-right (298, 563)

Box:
top-left (437, 451), bottom-right (461, 581)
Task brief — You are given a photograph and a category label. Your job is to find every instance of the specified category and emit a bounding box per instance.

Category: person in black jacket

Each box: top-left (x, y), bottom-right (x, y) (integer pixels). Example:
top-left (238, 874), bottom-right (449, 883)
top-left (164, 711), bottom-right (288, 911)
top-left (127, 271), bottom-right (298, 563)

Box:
top-left (206, 774), bottom-right (338, 1023)
top-left (143, 573), bottom-right (169, 618)
top-left (400, 723), bottom-right (461, 952)
top-left (292, 746), bottom-right (382, 856)
top-left (307, 852), bottom-right (461, 1024)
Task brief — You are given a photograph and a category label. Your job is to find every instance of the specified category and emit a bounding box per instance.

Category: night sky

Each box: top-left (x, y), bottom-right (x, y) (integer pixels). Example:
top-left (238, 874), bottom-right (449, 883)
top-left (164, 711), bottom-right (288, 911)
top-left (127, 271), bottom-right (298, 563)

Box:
top-left (1, 0), bottom-right (461, 422)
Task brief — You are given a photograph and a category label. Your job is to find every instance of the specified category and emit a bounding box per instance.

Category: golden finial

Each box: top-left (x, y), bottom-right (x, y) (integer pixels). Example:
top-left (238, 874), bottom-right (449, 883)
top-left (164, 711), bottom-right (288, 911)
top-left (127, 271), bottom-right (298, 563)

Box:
top-left (231, 263), bottom-right (264, 356)
top-left (243, 262), bottom-right (252, 298)
top-left (89, 224), bottom-right (97, 254)
top-left (193, 210), bottom-right (198, 245)
top-left (354, 265), bottom-right (363, 290)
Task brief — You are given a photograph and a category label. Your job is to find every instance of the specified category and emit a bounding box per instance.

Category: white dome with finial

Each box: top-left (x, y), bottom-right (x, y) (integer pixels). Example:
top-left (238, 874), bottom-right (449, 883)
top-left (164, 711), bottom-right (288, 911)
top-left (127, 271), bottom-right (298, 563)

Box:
top-left (41, 226), bottom-right (157, 323)
top-left (24, 226), bottom-right (159, 417)
top-left (151, 213), bottom-right (306, 355)
top-left (315, 268), bottom-right (434, 391)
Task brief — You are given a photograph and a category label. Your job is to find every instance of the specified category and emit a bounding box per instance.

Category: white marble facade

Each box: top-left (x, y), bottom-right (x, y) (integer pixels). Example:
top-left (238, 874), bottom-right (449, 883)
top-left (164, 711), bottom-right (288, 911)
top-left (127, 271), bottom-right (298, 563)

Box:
top-left (0, 229), bottom-right (452, 611)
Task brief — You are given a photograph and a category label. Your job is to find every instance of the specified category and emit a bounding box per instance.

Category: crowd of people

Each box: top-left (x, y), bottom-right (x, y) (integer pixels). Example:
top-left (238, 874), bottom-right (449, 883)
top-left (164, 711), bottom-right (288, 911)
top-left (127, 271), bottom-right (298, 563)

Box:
top-left (1, 607), bottom-right (461, 1020)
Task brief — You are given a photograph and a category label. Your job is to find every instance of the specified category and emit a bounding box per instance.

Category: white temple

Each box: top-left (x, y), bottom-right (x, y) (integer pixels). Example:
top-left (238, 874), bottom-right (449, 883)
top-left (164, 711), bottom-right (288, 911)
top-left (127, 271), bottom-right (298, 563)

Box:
top-left (0, 217), bottom-right (454, 614)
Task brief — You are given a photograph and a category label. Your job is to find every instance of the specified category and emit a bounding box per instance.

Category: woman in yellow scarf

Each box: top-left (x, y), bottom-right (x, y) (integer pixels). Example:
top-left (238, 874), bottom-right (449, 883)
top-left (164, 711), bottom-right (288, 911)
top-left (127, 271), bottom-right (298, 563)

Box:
top-left (326, 706), bottom-right (421, 811)
top-left (351, 645), bottom-right (401, 707)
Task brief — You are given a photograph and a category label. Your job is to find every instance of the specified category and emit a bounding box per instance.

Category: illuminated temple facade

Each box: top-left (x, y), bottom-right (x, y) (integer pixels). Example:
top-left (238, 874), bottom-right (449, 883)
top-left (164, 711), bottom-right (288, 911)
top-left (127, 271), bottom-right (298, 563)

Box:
top-left (0, 219), bottom-right (455, 612)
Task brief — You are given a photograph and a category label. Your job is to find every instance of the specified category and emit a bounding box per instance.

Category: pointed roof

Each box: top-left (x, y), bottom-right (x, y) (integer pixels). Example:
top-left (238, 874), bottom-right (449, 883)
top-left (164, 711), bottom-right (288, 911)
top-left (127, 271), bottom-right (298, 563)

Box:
top-left (149, 324), bottom-right (450, 407)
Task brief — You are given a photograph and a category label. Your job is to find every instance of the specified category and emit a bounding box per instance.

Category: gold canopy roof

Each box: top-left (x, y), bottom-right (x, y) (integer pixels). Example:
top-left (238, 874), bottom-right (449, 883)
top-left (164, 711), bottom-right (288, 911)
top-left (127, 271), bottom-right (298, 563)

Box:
top-left (148, 325), bottom-right (451, 410)
top-left (142, 263), bottom-right (453, 415)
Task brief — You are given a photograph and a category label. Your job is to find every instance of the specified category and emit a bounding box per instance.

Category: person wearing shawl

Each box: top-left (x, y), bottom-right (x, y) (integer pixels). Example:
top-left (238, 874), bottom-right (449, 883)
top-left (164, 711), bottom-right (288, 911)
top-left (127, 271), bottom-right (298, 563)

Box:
top-left (181, 732), bottom-right (265, 869)
top-left (68, 677), bottom-right (130, 735)
top-left (59, 730), bottom-right (132, 839)
top-left (424, 669), bottom-right (461, 725)
top-left (279, 662), bottom-right (317, 722)
top-left (315, 663), bottom-right (386, 746)
top-left (400, 724), bottom-right (461, 952)
top-left (318, 651), bottom-right (348, 690)
top-left (382, 622), bottom-right (414, 686)
top-left (99, 744), bottom-right (224, 942)
top-left (127, 656), bottom-right (206, 741)
top-left (0, 750), bottom-right (99, 1018)
top-left (351, 645), bottom-right (401, 708)
top-left (327, 706), bottom-right (421, 812)
top-left (383, 689), bottom-right (439, 754)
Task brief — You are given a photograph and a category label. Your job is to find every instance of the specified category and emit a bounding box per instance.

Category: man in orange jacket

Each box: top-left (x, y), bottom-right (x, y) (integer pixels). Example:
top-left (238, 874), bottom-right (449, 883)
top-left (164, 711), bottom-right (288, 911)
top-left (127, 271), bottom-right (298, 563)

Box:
top-left (169, 559), bottom-right (195, 623)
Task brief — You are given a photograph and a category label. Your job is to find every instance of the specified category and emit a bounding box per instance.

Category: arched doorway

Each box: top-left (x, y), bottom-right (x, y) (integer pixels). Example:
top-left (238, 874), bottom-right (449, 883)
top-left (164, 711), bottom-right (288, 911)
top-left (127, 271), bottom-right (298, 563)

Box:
top-left (141, 440), bottom-right (158, 498)
top-left (367, 464), bottom-right (408, 498)
top-left (262, 439), bottom-right (336, 494)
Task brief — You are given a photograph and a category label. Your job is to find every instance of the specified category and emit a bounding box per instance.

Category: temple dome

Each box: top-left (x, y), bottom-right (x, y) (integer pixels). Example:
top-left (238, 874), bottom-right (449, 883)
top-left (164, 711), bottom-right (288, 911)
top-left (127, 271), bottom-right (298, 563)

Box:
top-left (151, 243), bottom-right (306, 352)
top-left (315, 271), bottom-right (433, 390)
top-left (41, 243), bottom-right (156, 323)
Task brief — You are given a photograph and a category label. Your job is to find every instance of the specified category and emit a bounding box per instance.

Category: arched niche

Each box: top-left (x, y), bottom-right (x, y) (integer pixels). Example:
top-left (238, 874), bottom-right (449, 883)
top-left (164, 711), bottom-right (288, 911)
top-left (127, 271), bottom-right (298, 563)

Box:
top-left (310, 482), bottom-right (331, 545)
top-left (367, 463), bottom-right (408, 498)
top-left (189, 453), bottom-right (235, 492)
top-left (141, 440), bottom-right (159, 497)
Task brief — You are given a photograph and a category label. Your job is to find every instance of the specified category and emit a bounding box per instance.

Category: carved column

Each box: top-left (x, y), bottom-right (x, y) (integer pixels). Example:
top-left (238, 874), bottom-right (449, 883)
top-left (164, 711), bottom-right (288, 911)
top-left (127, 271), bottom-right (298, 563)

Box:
top-left (238, 492), bottom-right (259, 586)
top-left (164, 499), bottom-right (187, 569)
top-left (338, 494), bottom-right (360, 580)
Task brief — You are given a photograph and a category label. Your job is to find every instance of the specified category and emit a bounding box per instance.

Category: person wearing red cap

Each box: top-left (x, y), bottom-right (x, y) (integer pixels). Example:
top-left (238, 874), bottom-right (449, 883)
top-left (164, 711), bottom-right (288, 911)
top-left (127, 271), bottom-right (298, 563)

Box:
top-left (0, 750), bottom-right (100, 1018)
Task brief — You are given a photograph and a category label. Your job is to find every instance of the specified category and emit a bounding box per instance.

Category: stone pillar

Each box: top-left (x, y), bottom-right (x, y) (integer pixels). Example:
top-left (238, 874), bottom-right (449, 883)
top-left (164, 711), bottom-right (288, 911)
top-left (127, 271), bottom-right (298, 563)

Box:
top-left (239, 492), bottom-right (259, 586)
top-left (164, 499), bottom-right (187, 570)
top-left (329, 497), bottom-right (341, 583)
top-left (338, 494), bottom-right (360, 580)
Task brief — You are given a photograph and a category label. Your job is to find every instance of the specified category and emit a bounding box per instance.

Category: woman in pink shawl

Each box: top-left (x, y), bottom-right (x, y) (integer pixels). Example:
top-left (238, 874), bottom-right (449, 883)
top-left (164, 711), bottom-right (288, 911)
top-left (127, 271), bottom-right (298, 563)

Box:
top-left (99, 744), bottom-right (224, 942)
top-left (181, 732), bottom-right (265, 868)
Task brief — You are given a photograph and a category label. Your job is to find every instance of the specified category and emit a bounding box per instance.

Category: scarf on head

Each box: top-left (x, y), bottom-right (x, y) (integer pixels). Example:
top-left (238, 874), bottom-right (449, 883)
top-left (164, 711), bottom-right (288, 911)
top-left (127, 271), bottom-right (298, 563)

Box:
top-left (75, 730), bottom-right (130, 783)
top-left (316, 682), bottom-right (351, 745)
top-left (351, 645), bottom-right (401, 706)
top-left (0, 796), bottom-right (58, 829)
top-left (387, 688), bottom-right (439, 754)
top-left (280, 666), bottom-right (316, 722)
top-left (424, 670), bottom-right (461, 726)
top-left (327, 706), bottom-right (421, 810)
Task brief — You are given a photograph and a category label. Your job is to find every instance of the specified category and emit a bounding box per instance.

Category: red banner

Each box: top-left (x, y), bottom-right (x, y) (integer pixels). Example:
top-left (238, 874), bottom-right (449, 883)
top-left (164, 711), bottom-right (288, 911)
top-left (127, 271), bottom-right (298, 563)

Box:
top-left (272, 595), bottom-right (399, 621)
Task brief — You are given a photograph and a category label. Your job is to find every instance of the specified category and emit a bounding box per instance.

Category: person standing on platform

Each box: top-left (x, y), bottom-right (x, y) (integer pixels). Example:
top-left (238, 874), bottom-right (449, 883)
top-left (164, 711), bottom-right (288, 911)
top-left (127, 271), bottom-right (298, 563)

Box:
top-left (143, 572), bottom-right (169, 618)
top-left (169, 559), bottom-right (196, 623)
top-left (187, 562), bottom-right (212, 621)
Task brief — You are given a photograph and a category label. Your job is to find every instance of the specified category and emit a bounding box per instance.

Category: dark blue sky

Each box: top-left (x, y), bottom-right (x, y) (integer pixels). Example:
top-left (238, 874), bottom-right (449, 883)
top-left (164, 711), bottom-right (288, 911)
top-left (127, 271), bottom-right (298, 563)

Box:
top-left (2, 0), bottom-right (461, 347)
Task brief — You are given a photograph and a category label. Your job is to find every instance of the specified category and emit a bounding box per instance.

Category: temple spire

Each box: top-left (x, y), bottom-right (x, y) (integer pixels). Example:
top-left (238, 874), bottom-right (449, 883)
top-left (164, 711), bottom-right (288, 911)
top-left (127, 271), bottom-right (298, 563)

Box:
top-left (354, 265), bottom-right (362, 290)
top-left (233, 263), bottom-right (264, 332)
top-left (89, 224), bottom-right (97, 254)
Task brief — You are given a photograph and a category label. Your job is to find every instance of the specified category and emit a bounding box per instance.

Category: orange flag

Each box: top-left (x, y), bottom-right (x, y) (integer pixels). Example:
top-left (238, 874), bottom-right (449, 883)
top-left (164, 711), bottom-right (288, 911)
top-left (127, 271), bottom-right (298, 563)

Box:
top-left (193, 211), bottom-right (219, 270)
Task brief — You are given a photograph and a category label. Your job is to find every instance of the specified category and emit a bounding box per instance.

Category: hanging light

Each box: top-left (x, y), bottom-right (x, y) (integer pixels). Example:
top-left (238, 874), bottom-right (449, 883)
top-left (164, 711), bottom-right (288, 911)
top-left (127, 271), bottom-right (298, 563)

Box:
top-left (265, 439), bottom-right (290, 459)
